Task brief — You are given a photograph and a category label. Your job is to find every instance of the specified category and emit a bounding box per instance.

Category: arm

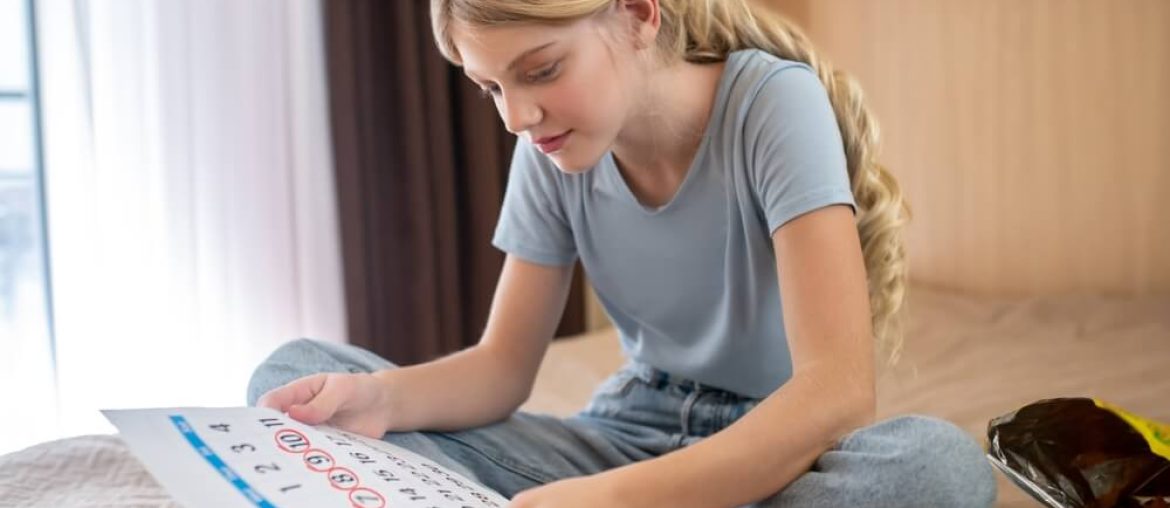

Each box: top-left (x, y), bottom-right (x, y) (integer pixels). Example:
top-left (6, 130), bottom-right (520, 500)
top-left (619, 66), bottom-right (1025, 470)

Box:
top-left (513, 205), bottom-right (875, 508)
top-left (613, 205), bottom-right (875, 507)
top-left (260, 254), bottom-right (574, 436)
top-left (378, 255), bottom-right (575, 432)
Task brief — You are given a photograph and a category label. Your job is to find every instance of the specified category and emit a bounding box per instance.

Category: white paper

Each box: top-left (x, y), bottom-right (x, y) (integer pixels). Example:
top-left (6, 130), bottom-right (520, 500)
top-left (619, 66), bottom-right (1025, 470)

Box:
top-left (103, 407), bottom-right (509, 508)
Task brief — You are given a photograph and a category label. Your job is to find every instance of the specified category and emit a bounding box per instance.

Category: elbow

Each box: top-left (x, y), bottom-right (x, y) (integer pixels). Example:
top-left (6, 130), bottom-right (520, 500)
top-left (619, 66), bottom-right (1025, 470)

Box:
top-left (506, 381), bottom-right (535, 416)
top-left (841, 370), bottom-right (877, 431)
top-left (852, 389), bottom-right (877, 428)
top-left (792, 365), bottom-right (878, 439)
top-left (816, 366), bottom-right (877, 434)
top-left (476, 343), bottom-right (539, 416)
top-left (840, 357), bottom-right (877, 430)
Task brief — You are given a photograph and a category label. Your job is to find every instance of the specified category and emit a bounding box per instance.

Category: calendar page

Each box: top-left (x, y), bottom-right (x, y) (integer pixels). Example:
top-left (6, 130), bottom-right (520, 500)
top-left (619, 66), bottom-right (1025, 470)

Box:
top-left (103, 407), bottom-right (509, 508)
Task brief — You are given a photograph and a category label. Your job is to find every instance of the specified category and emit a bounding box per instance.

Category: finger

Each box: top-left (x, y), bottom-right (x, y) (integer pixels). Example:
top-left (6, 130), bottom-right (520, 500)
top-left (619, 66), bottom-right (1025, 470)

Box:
top-left (287, 374), bottom-right (348, 425)
top-left (257, 374), bottom-right (328, 412)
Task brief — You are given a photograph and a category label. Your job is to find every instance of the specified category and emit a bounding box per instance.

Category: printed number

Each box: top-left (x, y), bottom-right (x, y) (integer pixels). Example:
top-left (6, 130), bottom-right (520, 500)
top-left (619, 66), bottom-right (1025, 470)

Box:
top-left (325, 434), bottom-right (352, 447)
top-left (411, 470), bottom-right (441, 487)
top-left (328, 467), bottom-right (359, 490)
top-left (304, 449), bottom-right (335, 472)
top-left (373, 469), bottom-right (400, 482)
top-left (255, 463), bottom-right (281, 474)
top-left (470, 490), bottom-right (501, 507)
top-left (437, 489), bottom-right (464, 502)
top-left (209, 423), bottom-right (231, 433)
top-left (397, 487), bottom-right (425, 501)
top-left (349, 451), bottom-right (375, 464)
top-left (231, 443), bottom-right (256, 453)
top-left (258, 417), bottom-right (283, 428)
top-left (275, 429), bottom-right (310, 453)
top-left (348, 487), bottom-right (386, 508)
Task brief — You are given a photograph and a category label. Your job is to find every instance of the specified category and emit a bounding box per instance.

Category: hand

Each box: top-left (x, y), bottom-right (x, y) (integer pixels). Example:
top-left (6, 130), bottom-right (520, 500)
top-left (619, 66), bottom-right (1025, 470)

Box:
top-left (508, 474), bottom-right (631, 508)
top-left (256, 372), bottom-right (395, 438)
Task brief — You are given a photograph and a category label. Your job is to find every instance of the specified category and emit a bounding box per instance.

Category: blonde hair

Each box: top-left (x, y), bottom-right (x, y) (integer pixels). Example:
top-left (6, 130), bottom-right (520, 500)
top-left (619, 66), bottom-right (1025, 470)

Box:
top-left (431, 0), bottom-right (911, 362)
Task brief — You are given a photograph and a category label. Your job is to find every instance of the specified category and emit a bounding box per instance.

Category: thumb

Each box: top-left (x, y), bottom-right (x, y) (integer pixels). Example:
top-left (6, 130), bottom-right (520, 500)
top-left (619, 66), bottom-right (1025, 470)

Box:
top-left (286, 374), bottom-right (346, 425)
top-left (257, 372), bottom-right (330, 412)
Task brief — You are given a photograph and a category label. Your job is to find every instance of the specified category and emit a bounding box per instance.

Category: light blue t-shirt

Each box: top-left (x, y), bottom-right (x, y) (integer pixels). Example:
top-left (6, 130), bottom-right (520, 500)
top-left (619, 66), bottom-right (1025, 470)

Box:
top-left (492, 49), bottom-right (856, 398)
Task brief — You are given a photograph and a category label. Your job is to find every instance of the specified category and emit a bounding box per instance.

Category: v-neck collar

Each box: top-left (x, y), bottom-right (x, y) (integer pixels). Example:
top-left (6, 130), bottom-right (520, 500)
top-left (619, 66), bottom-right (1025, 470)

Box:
top-left (602, 54), bottom-right (737, 215)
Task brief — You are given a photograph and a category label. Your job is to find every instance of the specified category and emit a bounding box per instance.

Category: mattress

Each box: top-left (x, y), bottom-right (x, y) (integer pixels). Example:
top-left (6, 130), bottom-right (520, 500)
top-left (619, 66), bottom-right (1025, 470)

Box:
top-left (3, 285), bottom-right (1167, 507)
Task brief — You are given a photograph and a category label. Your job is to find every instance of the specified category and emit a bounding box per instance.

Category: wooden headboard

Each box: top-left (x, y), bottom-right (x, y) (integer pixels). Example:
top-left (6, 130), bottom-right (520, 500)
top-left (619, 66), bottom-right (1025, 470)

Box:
top-left (769, 0), bottom-right (1170, 296)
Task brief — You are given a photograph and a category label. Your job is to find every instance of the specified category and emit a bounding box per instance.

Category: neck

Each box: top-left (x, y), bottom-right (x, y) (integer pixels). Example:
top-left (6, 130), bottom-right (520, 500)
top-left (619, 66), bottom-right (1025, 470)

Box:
top-left (610, 59), bottom-right (725, 206)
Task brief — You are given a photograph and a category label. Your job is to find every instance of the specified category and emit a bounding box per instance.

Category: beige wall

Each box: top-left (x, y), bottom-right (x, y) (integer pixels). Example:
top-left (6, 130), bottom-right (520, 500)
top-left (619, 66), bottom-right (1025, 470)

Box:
top-left (769, 0), bottom-right (1170, 295)
top-left (584, 1), bottom-right (1170, 331)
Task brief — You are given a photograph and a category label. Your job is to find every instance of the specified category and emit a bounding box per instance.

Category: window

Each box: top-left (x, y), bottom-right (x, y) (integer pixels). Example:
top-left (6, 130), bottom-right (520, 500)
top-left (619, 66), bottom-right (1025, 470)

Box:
top-left (0, 0), bottom-right (58, 454)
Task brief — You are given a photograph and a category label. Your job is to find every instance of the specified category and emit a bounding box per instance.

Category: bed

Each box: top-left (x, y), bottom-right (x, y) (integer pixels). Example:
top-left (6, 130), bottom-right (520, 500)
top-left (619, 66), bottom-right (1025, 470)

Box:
top-left (2, 285), bottom-right (1167, 507)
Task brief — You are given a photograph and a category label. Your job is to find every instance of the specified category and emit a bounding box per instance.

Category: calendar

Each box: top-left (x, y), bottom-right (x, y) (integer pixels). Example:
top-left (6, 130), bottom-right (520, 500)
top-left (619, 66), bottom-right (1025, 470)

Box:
top-left (103, 407), bottom-right (509, 508)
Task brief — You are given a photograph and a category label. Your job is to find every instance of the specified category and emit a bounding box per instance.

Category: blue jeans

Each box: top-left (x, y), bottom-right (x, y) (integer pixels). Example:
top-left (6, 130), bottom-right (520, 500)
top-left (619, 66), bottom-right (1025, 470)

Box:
top-left (247, 339), bottom-right (996, 507)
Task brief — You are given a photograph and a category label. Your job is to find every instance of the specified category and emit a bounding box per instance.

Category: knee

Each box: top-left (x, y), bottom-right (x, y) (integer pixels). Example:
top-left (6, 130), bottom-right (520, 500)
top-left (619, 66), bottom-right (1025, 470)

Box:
top-left (245, 338), bottom-right (396, 407)
top-left (864, 415), bottom-right (997, 507)
top-left (247, 338), bottom-right (322, 406)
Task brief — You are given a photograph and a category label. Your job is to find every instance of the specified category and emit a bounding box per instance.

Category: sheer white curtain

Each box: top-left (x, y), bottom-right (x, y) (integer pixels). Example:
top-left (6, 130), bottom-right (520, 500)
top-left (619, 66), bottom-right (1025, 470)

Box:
top-left (5, 0), bottom-right (345, 452)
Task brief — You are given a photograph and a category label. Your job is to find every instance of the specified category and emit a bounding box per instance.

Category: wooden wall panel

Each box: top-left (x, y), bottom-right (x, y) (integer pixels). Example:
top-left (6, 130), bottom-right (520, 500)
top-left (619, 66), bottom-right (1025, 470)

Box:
top-left (584, 1), bottom-right (1169, 331)
top-left (770, 1), bottom-right (1170, 295)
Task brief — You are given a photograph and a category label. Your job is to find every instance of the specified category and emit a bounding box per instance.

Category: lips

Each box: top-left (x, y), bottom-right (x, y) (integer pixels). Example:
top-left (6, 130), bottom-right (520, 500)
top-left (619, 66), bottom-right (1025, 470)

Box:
top-left (533, 130), bottom-right (571, 154)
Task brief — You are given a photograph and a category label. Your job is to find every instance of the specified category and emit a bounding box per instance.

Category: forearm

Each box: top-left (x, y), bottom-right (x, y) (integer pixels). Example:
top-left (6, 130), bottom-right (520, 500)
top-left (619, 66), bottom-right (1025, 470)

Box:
top-left (374, 344), bottom-right (529, 432)
top-left (611, 367), bottom-right (875, 507)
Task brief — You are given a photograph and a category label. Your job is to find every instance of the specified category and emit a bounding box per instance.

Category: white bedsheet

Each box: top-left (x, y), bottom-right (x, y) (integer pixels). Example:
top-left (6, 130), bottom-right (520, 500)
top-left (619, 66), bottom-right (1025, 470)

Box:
top-left (0, 434), bottom-right (177, 507)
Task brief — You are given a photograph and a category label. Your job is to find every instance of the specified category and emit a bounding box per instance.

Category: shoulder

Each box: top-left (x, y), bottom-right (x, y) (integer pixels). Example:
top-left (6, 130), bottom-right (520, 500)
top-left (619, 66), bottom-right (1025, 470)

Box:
top-left (724, 49), bottom-right (822, 107)
top-left (729, 48), bottom-right (814, 75)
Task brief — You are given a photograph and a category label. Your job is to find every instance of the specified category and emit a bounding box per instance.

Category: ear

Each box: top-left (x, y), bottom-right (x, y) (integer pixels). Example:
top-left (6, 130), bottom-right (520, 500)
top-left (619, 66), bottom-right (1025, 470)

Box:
top-left (617, 0), bottom-right (661, 50)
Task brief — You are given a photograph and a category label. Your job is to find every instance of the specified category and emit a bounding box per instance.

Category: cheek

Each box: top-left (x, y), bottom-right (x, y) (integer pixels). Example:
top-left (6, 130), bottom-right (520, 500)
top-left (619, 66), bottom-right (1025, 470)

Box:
top-left (552, 73), bottom-right (626, 134)
top-left (544, 80), bottom-right (597, 127)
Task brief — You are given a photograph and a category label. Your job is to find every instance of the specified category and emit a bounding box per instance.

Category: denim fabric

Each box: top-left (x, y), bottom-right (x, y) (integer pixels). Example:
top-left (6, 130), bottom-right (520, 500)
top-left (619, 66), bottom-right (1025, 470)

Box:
top-left (247, 339), bottom-right (996, 507)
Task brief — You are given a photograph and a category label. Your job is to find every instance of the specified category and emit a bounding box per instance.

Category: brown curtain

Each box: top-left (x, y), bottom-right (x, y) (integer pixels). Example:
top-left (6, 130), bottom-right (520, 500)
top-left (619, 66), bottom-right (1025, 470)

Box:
top-left (324, 1), bottom-right (584, 365)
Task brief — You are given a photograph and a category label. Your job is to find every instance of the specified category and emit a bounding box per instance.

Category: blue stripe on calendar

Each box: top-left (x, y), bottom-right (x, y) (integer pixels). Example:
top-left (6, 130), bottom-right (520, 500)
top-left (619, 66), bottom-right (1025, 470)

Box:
top-left (170, 415), bottom-right (278, 508)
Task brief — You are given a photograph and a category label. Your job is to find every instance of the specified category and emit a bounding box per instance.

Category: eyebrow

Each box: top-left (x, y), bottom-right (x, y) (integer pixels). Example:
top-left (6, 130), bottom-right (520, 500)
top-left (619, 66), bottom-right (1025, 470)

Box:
top-left (466, 41), bottom-right (556, 81)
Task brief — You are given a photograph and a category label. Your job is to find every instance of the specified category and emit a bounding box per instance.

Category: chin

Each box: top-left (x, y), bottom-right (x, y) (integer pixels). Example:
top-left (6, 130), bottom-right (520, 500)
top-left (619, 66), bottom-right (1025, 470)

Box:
top-left (545, 149), bottom-right (603, 175)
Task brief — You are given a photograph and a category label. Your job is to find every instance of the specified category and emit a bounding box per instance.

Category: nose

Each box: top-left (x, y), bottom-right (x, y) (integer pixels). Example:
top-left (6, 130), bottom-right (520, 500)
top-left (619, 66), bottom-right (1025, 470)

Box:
top-left (498, 90), bottom-right (542, 135)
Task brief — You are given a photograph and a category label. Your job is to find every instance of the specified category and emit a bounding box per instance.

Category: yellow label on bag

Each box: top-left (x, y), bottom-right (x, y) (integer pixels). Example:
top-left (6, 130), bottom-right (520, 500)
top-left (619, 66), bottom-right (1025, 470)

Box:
top-left (1094, 399), bottom-right (1170, 460)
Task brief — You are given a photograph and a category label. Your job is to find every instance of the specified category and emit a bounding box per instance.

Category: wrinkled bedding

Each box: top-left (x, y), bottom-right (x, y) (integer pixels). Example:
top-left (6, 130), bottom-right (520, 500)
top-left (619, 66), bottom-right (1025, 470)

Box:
top-left (3, 286), bottom-right (1167, 507)
top-left (0, 434), bottom-right (176, 507)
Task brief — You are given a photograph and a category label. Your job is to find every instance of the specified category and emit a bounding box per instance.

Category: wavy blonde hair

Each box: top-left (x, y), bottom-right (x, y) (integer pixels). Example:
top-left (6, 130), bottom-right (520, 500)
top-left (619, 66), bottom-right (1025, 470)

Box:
top-left (431, 0), bottom-right (911, 362)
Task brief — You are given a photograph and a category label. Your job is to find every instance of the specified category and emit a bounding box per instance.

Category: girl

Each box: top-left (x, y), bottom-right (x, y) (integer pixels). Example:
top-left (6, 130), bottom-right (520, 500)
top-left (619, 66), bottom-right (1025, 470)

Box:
top-left (249, 1), bottom-right (996, 506)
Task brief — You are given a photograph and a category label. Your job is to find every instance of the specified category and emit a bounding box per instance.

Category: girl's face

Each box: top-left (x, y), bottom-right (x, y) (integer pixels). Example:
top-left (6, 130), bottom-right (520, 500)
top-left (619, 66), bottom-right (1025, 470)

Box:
top-left (452, 16), bottom-right (642, 174)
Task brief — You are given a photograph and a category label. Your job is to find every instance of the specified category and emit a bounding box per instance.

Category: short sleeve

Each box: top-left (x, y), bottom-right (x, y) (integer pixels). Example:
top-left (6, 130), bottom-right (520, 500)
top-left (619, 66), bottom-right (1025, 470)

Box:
top-left (491, 138), bottom-right (578, 266)
top-left (746, 64), bottom-right (856, 235)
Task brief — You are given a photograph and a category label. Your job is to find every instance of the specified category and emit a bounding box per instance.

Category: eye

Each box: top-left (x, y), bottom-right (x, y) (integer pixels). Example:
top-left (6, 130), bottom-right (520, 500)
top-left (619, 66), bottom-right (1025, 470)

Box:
top-left (526, 62), bottom-right (560, 83)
